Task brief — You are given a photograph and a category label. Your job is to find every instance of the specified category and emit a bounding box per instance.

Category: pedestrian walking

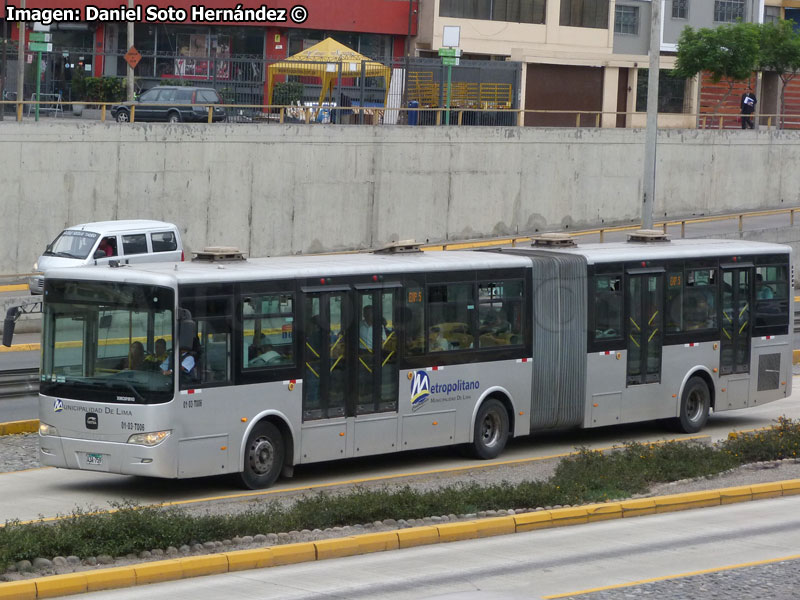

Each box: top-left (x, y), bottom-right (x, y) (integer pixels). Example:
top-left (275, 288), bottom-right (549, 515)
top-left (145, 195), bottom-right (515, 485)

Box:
top-left (741, 88), bottom-right (756, 129)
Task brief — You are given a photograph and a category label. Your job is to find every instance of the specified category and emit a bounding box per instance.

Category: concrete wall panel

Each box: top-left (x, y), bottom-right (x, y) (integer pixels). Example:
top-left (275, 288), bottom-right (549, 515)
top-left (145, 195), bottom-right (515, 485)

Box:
top-left (2, 123), bottom-right (800, 274)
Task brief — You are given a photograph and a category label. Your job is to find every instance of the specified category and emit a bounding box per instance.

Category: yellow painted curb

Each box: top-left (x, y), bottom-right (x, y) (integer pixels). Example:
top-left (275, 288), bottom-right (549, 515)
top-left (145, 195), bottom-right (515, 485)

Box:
top-left (750, 481), bottom-right (783, 500)
top-left (549, 507), bottom-right (589, 527)
top-left (269, 542), bottom-right (316, 566)
top-left (513, 510), bottom-right (553, 532)
top-left (133, 559), bottom-right (183, 585)
top-left (653, 491), bottom-right (721, 513)
top-left (781, 479), bottom-right (800, 496)
top-left (396, 525), bottom-right (440, 548)
top-left (225, 548), bottom-right (274, 572)
top-left (620, 498), bottom-right (656, 518)
top-left (475, 516), bottom-right (516, 538)
top-left (0, 344), bottom-right (40, 353)
top-left (793, 349), bottom-right (800, 365)
top-left (0, 421), bottom-right (39, 436)
top-left (718, 485), bottom-right (753, 505)
top-left (314, 537), bottom-right (361, 561)
top-left (436, 521), bottom-right (479, 543)
top-left (584, 502), bottom-right (623, 522)
top-left (0, 284), bottom-right (28, 293)
top-left (0, 580), bottom-right (36, 600)
top-left (34, 573), bottom-right (87, 598)
top-left (85, 566), bottom-right (136, 592)
top-left (356, 531), bottom-right (400, 554)
top-left (177, 554), bottom-right (228, 579)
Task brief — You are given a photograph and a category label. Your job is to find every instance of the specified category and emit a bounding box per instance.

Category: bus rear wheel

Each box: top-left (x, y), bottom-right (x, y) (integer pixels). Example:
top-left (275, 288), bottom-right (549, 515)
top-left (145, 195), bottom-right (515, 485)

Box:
top-left (673, 376), bottom-right (710, 434)
top-left (470, 398), bottom-right (509, 459)
top-left (240, 421), bottom-right (284, 489)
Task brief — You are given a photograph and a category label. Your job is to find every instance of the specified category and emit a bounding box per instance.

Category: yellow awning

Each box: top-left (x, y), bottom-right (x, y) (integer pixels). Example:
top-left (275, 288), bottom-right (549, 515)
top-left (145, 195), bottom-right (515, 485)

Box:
top-left (267, 37), bottom-right (392, 106)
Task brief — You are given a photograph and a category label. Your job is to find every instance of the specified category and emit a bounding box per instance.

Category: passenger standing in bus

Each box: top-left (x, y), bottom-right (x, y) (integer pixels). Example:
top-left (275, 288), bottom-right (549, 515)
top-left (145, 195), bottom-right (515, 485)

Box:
top-left (359, 305), bottom-right (386, 351)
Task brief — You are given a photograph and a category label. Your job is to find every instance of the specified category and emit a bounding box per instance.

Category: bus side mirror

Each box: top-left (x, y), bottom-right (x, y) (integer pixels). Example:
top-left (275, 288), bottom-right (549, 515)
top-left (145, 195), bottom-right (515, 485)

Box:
top-left (3, 306), bottom-right (21, 347)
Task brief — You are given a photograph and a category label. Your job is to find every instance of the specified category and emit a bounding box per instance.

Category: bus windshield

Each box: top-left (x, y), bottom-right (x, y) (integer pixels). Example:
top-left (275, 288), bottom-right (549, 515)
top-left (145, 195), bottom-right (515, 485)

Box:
top-left (41, 280), bottom-right (175, 404)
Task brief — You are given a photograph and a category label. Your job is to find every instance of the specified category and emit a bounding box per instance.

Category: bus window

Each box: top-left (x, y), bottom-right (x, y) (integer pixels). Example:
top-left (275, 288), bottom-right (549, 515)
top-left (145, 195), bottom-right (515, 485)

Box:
top-left (477, 280), bottom-right (523, 348)
top-left (684, 269), bottom-right (717, 331)
top-left (404, 284), bottom-right (425, 355)
top-left (666, 270), bottom-right (683, 333)
top-left (357, 289), bottom-right (399, 414)
top-left (593, 274), bottom-right (622, 341)
top-left (755, 265), bottom-right (789, 330)
top-left (178, 295), bottom-right (232, 388)
top-left (243, 294), bottom-right (294, 368)
top-left (427, 282), bottom-right (475, 352)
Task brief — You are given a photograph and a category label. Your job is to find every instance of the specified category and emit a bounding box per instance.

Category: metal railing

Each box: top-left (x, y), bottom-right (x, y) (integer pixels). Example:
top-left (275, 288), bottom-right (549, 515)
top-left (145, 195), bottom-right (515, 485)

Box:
top-left (6, 99), bottom-right (800, 130)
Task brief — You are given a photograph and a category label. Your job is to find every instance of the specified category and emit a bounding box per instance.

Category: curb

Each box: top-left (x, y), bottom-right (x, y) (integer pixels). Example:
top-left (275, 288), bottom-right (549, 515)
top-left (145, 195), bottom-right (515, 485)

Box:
top-left (0, 344), bottom-right (40, 353)
top-left (794, 349), bottom-right (800, 365)
top-left (1, 480), bottom-right (799, 599)
top-left (0, 420), bottom-right (38, 436)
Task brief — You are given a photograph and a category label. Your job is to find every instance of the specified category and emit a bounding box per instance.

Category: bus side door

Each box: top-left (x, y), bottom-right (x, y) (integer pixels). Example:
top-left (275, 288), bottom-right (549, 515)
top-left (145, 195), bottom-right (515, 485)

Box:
top-left (626, 269), bottom-right (664, 386)
top-left (720, 265), bottom-right (753, 408)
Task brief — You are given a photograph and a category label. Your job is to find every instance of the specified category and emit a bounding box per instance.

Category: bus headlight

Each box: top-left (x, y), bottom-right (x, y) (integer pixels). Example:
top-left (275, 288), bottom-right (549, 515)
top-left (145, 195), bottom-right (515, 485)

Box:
top-left (39, 422), bottom-right (58, 437)
top-left (127, 430), bottom-right (172, 447)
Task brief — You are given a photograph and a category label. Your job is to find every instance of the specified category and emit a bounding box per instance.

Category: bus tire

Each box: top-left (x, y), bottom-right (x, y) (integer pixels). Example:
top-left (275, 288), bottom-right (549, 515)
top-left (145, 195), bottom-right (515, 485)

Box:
top-left (470, 398), bottom-right (509, 459)
top-left (240, 421), bottom-right (284, 489)
top-left (673, 376), bottom-right (710, 434)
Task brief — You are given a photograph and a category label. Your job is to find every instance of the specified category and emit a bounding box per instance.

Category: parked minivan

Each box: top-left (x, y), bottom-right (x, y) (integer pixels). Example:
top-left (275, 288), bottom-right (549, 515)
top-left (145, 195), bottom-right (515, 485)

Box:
top-left (30, 220), bottom-right (184, 294)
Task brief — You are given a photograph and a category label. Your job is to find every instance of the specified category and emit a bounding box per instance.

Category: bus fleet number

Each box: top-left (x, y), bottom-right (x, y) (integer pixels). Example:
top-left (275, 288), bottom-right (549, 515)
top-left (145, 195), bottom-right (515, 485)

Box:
top-left (121, 421), bottom-right (144, 432)
top-left (183, 399), bottom-right (203, 409)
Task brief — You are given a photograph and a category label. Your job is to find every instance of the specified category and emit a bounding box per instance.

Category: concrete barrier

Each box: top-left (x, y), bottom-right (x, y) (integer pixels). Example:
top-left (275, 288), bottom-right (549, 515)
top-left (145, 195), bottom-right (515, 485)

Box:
top-left (2, 123), bottom-right (800, 275)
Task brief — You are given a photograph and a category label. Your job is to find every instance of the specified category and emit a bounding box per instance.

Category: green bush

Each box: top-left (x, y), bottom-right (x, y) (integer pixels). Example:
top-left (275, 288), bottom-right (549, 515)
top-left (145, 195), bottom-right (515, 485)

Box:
top-left (71, 77), bottom-right (126, 103)
top-left (1, 419), bottom-right (798, 569)
top-left (272, 81), bottom-right (304, 106)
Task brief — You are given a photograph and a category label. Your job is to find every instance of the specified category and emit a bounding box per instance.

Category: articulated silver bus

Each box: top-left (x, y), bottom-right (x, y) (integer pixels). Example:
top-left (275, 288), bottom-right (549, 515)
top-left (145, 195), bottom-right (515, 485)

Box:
top-left (23, 237), bottom-right (792, 488)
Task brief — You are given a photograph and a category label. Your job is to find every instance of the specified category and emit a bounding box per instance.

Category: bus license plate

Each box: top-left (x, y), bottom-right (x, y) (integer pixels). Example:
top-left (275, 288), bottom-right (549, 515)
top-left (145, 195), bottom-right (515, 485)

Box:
top-left (86, 453), bottom-right (103, 466)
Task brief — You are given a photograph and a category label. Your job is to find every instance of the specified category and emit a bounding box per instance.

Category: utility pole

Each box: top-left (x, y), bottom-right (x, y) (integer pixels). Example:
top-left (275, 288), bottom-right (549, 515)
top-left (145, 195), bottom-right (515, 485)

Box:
top-left (642, 0), bottom-right (661, 230)
top-left (127, 0), bottom-right (135, 101)
top-left (1, 0), bottom-right (7, 121)
top-left (15, 0), bottom-right (25, 121)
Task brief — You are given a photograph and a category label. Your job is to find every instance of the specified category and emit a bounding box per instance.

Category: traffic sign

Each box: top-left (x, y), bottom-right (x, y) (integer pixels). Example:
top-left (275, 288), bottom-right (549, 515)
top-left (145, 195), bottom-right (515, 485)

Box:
top-left (29, 42), bottom-right (52, 52)
top-left (442, 57), bottom-right (460, 66)
top-left (124, 46), bottom-right (142, 69)
top-left (29, 32), bottom-right (52, 43)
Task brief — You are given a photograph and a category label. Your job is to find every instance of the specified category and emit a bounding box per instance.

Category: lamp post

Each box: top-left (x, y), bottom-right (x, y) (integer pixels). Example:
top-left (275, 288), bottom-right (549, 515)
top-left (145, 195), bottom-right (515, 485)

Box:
top-left (15, 0), bottom-right (24, 121)
top-left (127, 0), bottom-right (134, 101)
top-left (641, 0), bottom-right (661, 230)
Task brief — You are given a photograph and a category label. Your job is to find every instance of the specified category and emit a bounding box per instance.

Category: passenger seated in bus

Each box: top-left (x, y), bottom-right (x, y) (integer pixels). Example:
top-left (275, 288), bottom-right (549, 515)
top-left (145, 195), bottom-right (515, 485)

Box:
top-left (164, 346), bottom-right (198, 382)
top-left (249, 343), bottom-right (282, 367)
top-left (118, 341), bottom-right (145, 370)
top-left (359, 305), bottom-right (387, 351)
top-left (144, 338), bottom-right (170, 372)
top-left (429, 326), bottom-right (451, 352)
top-left (756, 274), bottom-right (774, 299)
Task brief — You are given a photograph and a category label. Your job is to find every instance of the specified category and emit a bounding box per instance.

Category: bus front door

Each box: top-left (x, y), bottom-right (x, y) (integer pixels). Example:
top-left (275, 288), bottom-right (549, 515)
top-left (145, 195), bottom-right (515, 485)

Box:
top-left (720, 266), bottom-right (752, 376)
top-left (626, 271), bottom-right (663, 386)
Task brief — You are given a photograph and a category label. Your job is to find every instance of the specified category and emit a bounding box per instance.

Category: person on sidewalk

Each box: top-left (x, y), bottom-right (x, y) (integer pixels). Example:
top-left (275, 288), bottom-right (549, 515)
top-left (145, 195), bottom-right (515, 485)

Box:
top-left (741, 88), bottom-right (757, 129)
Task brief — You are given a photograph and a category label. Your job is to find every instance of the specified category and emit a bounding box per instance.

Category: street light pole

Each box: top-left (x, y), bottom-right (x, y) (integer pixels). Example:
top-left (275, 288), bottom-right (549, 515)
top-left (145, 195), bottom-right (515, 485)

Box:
top-left (1, 0), bottom-right (7, 120)
top-left (15, 0), bottom-right (25, 121)
top-left (126, 0), bottom-right (134, 101)
top-left (642, 0), bottom-right (661, 230)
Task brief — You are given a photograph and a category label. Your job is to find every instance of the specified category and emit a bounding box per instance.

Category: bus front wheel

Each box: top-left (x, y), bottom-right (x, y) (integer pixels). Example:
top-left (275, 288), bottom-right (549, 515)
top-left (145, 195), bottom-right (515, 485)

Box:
top-left (674, 376), bottom-right (710, 434)
top-left (240, 421), bottom-right (284, 489)
top-left (471, 398), bottom-right (509, 459)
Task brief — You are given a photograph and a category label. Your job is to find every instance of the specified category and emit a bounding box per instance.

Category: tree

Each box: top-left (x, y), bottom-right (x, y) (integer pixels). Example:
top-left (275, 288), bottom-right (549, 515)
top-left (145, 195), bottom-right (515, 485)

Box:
top-left (673, 22), bottom-right (761, 117)
top-left (759, 19), bottom-right (800, 128)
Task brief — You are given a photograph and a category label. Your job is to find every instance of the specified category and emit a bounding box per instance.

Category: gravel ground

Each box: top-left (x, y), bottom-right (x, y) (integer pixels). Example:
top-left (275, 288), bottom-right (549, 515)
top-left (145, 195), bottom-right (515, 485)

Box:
top-left (3, 431), bottom-right (800, 598)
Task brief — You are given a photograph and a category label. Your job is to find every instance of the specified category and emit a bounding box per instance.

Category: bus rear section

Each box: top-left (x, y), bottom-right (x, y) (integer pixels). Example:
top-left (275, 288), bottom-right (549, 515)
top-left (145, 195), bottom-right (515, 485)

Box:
top-left (506, 237), bottom-right (792, 434)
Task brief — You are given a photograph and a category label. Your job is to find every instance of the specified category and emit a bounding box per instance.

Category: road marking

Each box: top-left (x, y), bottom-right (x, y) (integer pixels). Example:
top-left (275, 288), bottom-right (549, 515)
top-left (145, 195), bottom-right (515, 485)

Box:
top-left (0, 284), bottom-right (27, 293)
top-left (0, 343), bottom-right (40, 352)
top-left (542, 552), bottom-right (800, 599)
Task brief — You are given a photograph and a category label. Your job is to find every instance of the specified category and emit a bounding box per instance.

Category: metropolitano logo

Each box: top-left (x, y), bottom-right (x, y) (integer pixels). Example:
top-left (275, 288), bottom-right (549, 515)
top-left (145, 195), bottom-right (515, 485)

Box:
top-left (410, 370), bottom-right (430, 411)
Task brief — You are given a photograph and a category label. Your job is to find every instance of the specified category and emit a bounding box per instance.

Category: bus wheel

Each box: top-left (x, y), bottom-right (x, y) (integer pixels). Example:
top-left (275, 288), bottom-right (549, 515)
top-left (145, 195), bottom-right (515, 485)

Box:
top-left (240, 421), bottom-right (284, 489)
top-left (471, 398), bottom-right (509, 459)
top-left (674, 377), bottom-right (710, 434)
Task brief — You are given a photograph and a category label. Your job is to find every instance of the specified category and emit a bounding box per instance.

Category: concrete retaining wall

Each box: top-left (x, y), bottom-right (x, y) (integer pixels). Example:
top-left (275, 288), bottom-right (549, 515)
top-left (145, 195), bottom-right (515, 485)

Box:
top-left (2, 123), bottom-right (800, 275)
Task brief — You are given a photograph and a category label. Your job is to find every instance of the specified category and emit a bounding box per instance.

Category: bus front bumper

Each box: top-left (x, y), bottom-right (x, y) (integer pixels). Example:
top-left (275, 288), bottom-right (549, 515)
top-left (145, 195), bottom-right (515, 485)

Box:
top-left (39, 435), bottom-right (177, 479)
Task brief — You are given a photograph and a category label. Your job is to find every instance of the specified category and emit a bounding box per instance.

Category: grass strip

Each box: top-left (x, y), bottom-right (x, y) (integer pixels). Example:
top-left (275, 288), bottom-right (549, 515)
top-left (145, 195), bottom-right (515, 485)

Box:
top-left (2, 416), bottom-right (799, 569)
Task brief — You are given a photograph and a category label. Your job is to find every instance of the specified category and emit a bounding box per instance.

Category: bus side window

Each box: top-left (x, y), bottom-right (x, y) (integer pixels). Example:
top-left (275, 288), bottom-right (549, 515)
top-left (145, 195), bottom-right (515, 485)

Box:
top-left (179, 295), bottom-right (232, 388)
top-left (477, 280), bottom-right (523, 348)
top-left (427, 282), bottom-right (474, 352)
top-left (755, 264), bottom-right (789, 330)
top-left (243, 293), bottom-right (294, 369)
top-left (593, 274), bottom-right (622, 341)
top-left (404, 284), bottom-right (425, 355)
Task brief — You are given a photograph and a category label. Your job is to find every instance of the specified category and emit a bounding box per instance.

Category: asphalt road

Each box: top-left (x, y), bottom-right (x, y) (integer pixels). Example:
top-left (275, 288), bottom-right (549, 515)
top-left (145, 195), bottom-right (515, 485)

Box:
top-left (72, 494), bottom-right (800, 600)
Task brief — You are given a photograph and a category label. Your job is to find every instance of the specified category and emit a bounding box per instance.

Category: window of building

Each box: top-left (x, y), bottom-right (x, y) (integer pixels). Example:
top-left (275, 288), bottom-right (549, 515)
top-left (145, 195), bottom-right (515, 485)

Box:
top-left (439, 0), bottom-right (546, 24)
top-left (672, 0), bottom-right (688, 19)
top-left (763, 5), bottom-right (780, 24)
top-left (714, 0), bottom-right (744, 22)
top-left (614, 5), bottom-right (639, 35)
top-left (243, 294), bottom-right (295, 369)
top-left (560, 0), bottom-right (609, 28)
top-left (636, 69), bottom-right (687, 113)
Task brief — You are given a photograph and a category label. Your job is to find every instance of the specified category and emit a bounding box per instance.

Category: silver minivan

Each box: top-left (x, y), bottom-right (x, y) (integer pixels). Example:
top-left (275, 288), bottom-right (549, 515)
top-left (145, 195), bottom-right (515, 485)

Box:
top-left (30, 220), bottom-right (184, 294)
